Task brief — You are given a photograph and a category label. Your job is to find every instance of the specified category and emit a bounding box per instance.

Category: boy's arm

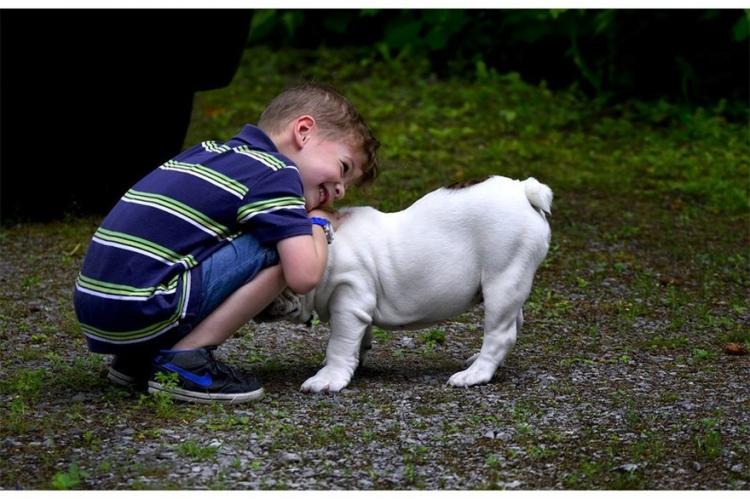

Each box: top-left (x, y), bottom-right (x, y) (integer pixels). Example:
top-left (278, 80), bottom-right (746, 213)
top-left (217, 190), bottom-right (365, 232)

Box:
top-left (276, 211), bottom-right (330, 294)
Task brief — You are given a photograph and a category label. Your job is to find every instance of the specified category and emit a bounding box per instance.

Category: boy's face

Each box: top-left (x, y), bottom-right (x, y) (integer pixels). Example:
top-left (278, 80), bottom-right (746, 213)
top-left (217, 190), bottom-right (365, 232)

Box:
top-left (293, 133), bottom-right (365, 211)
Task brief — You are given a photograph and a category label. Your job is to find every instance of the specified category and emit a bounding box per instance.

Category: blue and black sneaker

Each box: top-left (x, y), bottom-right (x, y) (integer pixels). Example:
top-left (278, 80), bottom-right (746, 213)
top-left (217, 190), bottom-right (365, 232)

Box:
top-left (148, 347), bottom-right (263, 404)
top-left (107, 355), bottom-right (154, 390)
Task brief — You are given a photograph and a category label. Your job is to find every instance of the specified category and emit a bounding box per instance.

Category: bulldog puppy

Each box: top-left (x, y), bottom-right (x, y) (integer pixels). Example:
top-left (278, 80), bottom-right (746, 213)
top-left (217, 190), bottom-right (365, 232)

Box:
top-left (261, 175), bottom-right (553, 392)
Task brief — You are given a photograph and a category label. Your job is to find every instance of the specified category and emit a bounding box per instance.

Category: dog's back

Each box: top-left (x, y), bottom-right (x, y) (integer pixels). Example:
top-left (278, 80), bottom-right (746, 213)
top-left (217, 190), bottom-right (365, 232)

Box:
top-left (323, 175), bottom-right (552, 328)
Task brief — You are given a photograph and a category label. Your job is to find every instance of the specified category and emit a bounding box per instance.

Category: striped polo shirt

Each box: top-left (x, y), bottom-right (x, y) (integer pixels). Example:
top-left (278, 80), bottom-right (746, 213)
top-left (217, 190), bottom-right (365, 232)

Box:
top-left (74, 125), bottom-right (312, 353)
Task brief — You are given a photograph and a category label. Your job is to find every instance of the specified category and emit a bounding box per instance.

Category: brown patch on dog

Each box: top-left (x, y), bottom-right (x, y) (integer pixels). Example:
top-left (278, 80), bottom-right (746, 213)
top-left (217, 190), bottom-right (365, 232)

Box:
top-left (446, 176), bottom-right (492, 190)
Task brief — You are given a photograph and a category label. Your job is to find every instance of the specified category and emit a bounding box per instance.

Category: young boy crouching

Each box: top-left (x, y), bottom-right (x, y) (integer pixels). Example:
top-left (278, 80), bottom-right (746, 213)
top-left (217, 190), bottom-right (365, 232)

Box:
top-left (73, 83), bottom-right (379, 403)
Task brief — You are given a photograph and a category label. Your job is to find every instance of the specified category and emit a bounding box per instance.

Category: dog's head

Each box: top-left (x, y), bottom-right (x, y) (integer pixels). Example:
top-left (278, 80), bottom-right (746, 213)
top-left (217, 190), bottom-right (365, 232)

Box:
top-left (255, 288), bottom-right (316, 324)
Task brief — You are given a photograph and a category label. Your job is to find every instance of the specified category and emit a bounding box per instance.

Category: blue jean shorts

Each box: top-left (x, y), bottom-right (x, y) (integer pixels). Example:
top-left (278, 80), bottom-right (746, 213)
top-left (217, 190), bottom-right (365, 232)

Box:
top-left (193, 233), bottom-right (280, 325)
top-left (102, 233), bottom-right (279, 356)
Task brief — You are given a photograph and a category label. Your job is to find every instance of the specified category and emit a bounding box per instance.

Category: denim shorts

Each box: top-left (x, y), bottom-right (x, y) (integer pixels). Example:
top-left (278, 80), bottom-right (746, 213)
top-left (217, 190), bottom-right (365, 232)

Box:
top-left (102, 234), bottom-right (279, 356)
top-left (193, 233), bottom-right (280, 325)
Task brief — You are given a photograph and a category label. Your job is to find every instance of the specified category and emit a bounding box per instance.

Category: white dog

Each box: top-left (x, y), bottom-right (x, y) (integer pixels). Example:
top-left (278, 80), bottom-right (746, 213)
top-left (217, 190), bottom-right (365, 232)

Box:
top-left (260, 175), bottom-right (552, 392)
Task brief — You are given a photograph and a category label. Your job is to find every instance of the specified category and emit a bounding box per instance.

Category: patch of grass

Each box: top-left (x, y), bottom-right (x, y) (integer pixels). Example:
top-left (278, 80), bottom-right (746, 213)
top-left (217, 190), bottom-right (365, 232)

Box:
top-left (6, 368), bottom-right (45, 398)
top-left (689, 348), bottom-right (717, 364)
top-left (177, 439), bottom-right (220, 460)
top-left (420, 329), bottom-right (446, 346)
top-left (643, 335), bottom-right (691, 351)
top-left (45, 353), bottom-right (107, 391)
top-left (1, 368), bottom-right (46, 433)
top-left (142, 371), bottom-right (180, 419)
top-left (694, 418), bottom-right (723, 461)
top-left (51, 463), bottom-right (88, 490)
top-left (309, 424), bottom-right (349, 448)
top-left (372, 326), bottom-right (391, 342)
top-left (415, 405), bottom-right (439, 417)
top-left (485, 453), bottom-right (502, 469)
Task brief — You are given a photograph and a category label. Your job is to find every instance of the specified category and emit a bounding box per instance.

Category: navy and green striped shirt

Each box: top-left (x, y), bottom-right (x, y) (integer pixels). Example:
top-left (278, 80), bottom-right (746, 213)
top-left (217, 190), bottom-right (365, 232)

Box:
top-left (74, 125), bottom-right (312, 353)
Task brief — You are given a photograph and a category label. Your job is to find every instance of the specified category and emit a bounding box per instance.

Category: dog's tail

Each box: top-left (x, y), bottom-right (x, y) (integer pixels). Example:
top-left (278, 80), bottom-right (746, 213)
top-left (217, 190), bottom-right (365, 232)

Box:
top-left (523, 177), bottom-right (553, 218)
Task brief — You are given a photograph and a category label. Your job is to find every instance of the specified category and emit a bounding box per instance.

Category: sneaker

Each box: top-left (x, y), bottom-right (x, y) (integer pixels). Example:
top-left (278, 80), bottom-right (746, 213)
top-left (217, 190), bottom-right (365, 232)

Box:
top-left (107, 355), bottom-right (154, 389)
top-left (148, 347), bottom-right (263, 404)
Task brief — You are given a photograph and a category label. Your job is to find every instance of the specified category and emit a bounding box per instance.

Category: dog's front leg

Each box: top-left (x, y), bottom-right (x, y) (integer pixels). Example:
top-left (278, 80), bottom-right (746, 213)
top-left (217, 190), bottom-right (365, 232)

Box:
top-left (301, 306), bottom-right (371, 393)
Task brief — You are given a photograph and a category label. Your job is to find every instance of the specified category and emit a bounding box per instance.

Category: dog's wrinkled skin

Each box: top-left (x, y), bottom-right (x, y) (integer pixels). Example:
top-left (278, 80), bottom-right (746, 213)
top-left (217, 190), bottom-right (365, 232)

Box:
top-left (261, 176), bottom-right (553, 392)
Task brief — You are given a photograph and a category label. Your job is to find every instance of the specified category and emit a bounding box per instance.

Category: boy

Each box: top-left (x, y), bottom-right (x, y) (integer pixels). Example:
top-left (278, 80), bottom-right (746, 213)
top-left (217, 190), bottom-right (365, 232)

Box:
top-left (73, 83), bottom-right (379, 404)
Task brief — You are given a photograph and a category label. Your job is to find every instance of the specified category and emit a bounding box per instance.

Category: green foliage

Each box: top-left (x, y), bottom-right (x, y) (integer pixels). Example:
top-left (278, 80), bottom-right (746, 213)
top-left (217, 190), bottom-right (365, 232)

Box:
top-left (143, 371), bottom-right (180, 418)
top-left (732, 10), bottom-right (750, 41)
top-left (192, 45), bottom-right (749, 215)
top-left (421, 329), bottom-right (446, 346)
top-left (9, 368), bottom-right (45, 398)
top-left (244, 9), bottom-right (748, 110)
top-left (177, 440), bottom-right (220, 460)
top-left (694, 418), bottom-right (723, 460)
top-left (51, 463), bottom-right (88, 490)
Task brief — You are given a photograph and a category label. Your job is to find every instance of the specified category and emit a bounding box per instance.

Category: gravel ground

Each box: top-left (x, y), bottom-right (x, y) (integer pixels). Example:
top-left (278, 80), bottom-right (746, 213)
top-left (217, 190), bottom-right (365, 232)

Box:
top-left (2, 43), bottom-right (748, 489)
top-left (1, 213), bottom-right (748, 490)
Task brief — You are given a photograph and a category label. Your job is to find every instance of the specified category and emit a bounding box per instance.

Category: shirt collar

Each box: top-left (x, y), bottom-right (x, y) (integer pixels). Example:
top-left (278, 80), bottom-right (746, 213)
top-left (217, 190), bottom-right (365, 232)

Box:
top-left (230, 124), bottom-right (278, 152)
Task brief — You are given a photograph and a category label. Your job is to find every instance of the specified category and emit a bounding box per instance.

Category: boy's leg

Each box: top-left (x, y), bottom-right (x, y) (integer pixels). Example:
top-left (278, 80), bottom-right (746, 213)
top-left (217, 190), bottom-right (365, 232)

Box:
top-left (110, 268), bottom-right (285, 389)
top-left (172, 264), bottom-right (285, 350)
top-left (148, 234), bottom-right (286, 403)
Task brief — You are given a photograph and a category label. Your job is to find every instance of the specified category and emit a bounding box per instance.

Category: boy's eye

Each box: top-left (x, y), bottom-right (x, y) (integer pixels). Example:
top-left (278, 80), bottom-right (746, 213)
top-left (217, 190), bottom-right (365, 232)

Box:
top-left (341, 161), bottom-right (350, 175)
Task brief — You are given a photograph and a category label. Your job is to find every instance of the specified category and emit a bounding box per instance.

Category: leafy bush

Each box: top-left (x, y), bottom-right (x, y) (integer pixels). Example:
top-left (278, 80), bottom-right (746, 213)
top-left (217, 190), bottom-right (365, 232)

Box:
top-left (246, 9), bottom-right (748, 114)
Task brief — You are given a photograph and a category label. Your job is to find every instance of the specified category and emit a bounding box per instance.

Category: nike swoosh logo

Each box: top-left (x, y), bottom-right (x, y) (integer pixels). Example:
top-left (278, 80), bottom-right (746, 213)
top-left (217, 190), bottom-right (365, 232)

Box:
top-left (161, 363), bottom-right (213, 387)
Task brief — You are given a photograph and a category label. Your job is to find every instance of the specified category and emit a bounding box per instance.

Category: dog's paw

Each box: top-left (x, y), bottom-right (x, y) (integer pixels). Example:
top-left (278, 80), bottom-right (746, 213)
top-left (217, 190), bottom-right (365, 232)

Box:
top-left (463, 352), bottom-right (480, 367)
top-left (300, 366), bottom-right (352, 393)
top-left (447, 364), bottom-right (495, 387)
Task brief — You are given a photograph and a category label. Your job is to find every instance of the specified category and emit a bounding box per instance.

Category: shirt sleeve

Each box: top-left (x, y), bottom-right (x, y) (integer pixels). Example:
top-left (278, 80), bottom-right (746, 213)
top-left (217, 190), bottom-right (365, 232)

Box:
top-left (237, 168), bottom-right (312, 245)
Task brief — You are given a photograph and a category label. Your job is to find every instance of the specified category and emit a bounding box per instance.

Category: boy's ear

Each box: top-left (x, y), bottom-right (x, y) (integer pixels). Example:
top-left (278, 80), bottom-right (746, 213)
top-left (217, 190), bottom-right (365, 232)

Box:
top-left (293, 115), bottom-right (316, 149)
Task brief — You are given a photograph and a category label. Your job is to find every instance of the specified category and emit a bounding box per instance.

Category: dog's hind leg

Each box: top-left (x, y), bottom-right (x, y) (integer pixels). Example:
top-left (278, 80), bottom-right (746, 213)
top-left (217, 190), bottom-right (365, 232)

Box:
top-left (463, 309), bottom-right (523, 368)
top-left (358, 326), bottom-right (373, 369)
top-left (449, 272), bottom-right (530, 387)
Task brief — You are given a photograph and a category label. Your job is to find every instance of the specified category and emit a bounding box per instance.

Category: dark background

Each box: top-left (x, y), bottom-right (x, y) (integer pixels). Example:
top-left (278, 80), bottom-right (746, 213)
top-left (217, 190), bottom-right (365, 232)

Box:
top-left (1, 9), bottom-right (746, 223)
top-left (0, 10), bottom-right (252, 222)
top-left (249, 10), bottom-right (748, 107)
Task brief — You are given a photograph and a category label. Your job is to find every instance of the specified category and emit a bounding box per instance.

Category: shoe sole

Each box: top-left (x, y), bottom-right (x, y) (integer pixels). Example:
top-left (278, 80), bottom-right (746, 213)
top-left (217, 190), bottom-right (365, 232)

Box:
top-left (108, 367), bottom-right (151, 390)
top-left (107, 367), bottom-right (137, 387)
top-left (147, 381), bottom-right (264, 404)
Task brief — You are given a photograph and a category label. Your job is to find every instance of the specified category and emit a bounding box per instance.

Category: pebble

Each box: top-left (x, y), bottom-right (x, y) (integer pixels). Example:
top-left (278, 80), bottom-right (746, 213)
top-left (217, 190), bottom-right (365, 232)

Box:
top-left (612, 463), bottom-right (644, 473)
top-left (358, 479), bottom-right (374, 488)
top-left (400, 337), bottom-right (415, 348)
top-left (280, 452), bottom-right (302, 463)
top-left (483, 429), bottom-right (513, 442)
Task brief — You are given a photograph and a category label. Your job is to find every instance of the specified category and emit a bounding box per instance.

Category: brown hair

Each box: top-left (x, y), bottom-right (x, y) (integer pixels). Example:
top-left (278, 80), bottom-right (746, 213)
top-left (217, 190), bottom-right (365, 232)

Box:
top-left (258, 83), bottom-right (379, 185)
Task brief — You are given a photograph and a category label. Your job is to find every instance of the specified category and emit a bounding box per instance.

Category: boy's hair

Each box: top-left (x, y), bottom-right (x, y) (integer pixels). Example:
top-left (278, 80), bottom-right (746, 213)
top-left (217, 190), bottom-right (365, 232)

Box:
top-left (258, 83), bottom-right (379, 185)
